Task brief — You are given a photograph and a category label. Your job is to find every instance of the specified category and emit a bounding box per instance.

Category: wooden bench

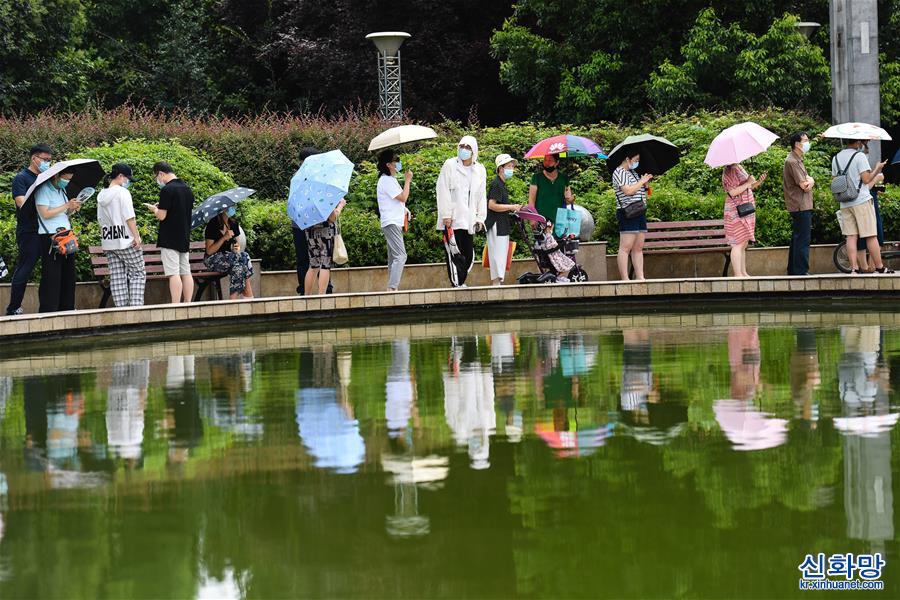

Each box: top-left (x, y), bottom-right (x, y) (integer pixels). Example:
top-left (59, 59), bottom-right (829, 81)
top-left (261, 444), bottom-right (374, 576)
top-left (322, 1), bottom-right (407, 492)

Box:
top-left (89, 242), bottom-right (225, 308)
top-left (635, 219), bottom-right (733, 277)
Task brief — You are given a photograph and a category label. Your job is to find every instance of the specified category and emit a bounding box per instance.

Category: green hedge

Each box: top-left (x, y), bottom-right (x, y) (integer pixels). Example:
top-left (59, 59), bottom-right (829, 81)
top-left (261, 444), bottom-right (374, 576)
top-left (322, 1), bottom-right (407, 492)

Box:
top-left (1, 108), bottom-right (898, 280)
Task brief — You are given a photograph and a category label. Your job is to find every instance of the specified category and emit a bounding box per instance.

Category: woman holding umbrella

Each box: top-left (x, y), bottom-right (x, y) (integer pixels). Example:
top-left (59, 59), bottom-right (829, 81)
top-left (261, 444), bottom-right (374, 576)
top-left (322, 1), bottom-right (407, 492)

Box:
top-left (204, 207), bottom-right (254, 300)
top-left (376, 149), bottom-right (412, 292)
top-left (34, 168), bottom-right (82, 312)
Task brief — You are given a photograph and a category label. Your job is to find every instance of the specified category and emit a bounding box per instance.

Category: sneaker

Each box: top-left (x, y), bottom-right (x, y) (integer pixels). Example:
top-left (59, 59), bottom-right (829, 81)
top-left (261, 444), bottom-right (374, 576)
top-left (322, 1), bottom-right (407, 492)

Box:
top-left (457, 284), bottom-right (468, 288)
top-left (850, 269), bottom-right (861, 275)
top-left (5, 307), bottom-right (23, 316)
top-left (556, 276), bottom-right (570, 283)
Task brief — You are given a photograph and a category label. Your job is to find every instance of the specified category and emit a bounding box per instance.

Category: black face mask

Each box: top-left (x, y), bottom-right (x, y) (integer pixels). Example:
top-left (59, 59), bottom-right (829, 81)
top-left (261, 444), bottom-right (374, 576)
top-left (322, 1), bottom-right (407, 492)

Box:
top-left (544, 164), bottom-right (557, 173)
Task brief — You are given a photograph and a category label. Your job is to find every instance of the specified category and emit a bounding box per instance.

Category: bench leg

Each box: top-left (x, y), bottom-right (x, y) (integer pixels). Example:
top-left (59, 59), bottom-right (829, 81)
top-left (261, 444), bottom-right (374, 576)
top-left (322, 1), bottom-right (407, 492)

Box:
top-left (216, 278), bottom-right (224, 300)
top-left (722, 253), bottom-right (732, 277)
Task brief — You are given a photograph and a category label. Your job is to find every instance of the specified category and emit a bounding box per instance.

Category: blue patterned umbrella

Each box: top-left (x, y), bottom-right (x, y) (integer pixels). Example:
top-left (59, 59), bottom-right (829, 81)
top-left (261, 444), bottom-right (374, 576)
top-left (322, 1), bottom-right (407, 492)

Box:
top-left (288, 150), bottom-right (354, 230)
top-left (191, 187), bottom-right (256, 229)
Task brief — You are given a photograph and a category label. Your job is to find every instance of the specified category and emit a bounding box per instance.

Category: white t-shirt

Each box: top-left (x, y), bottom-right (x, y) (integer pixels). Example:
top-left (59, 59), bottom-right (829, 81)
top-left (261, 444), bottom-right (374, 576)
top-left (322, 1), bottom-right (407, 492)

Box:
top-left (832, 149), bottom-right (873, 208)
top-left (377, 174), bottom-right (405, 228)
top-left (97, 185), bottom-right (137, 250)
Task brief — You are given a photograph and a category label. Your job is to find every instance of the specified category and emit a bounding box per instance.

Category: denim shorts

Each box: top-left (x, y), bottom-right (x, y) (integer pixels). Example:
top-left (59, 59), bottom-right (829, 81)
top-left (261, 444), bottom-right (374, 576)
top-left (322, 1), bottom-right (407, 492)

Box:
top-left (616, 208), bottom-right (648, 233)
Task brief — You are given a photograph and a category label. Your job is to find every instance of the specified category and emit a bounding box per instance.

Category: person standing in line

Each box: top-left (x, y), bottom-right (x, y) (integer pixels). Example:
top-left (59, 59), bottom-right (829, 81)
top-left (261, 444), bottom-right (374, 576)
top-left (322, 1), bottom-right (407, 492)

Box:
top-left (303, 198), bottom-right (346, 296)
top-left (34, 169), bottom-right (82, 312)
top-left (146, 162), bottom-right (194, 303)
top-left (435, 135), bottom-right (487, 288)
top-left (722, 163), bottom-right (765, 278)
top-left (832, 138), bottom-right (891, 274)
top-left (376, 149), bottom-right (412, 291)
top-left (782, 132), bottom-right (815, 276)
top-left (485, 154), bottom-right (522, 286)
top-left (612, 153), bottom-right (652, 280)
top-left (6, 144), bottom-right (53, 315)
top-left (97, 163), bottom-right (145, 307)
top-left (855, 141), bottom-right (887, 271)
top-left (291, 147), bottom-right (332, 295)
top-left (527, 153), bottom-right (573, 223)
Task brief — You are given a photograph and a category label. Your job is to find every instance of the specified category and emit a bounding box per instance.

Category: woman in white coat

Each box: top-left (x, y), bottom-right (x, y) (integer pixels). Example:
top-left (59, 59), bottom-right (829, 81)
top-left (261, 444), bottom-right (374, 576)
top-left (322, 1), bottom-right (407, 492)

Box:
top-left (435, 135), bottom-right (487, 288)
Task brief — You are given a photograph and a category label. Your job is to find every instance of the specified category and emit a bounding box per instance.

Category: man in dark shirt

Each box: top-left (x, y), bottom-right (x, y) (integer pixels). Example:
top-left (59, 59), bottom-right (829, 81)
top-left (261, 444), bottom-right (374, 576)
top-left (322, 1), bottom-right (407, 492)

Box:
top-left (148, 161), bottom-right (195, 303)
top-left (6, 144), bottom-right (53, 315)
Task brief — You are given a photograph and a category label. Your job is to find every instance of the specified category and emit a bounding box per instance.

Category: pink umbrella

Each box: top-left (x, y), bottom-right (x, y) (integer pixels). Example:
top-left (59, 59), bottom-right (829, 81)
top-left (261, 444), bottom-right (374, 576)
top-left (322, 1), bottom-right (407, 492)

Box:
top-left (704, 122), bottom-right (779, 168)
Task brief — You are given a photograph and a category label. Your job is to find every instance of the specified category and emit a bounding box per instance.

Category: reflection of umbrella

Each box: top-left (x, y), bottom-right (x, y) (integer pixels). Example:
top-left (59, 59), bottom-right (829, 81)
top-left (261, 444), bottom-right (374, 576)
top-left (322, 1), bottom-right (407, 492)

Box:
top-left (368, 124), bottom-right (438, 151)
top-left (606, 134), bottom-right (680, 175)
top-left (24, 159), bottom-right (104, 201)
top-left (287, 150), bottom-right (354, 230)
top-left (704, 122), bottom-right (779, 168)
top-left (713, 399), bottom-right (788, 451)
top-left (822, 122), bottom-right (892, 141)
top-left (524, 134), bottom-right (607, 159)
top-left (190, 187), bottom-right (255, 229)
top-left (833, 413), bottom-right (899, 438)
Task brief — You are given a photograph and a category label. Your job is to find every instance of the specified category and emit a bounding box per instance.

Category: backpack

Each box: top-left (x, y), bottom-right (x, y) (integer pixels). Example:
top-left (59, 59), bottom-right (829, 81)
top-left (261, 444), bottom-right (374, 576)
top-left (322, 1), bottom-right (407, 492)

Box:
top-left (830, 150), bottom-right (864, 204)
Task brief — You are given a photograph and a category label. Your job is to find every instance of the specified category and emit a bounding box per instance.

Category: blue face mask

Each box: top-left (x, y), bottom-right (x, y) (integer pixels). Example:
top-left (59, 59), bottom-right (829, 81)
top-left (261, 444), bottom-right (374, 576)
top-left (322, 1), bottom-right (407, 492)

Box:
top-left (38, 161), bottom-right (50, 173)
top-left (631, 160), bottom-right (640, 170)
top-left (57, 178), bottom-right (70, 190)
top-left (394, 161), bottom-right (402, 172)
top-left (123, 180), bottom-right (132, 189)
top-left (503, 168), bottom-right (514, 179)
top-left (227, 207), bottom-right (236, 218)
top-left (458, 148), bottom-right (473, 161)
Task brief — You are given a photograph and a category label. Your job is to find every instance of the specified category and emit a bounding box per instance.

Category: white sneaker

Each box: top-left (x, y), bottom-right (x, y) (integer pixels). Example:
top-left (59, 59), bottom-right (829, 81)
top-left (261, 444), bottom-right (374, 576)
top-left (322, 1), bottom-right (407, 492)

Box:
top-left (556, 277), bottom-right (570, 283)
top-left (458, 284), bottom-right (468, 288)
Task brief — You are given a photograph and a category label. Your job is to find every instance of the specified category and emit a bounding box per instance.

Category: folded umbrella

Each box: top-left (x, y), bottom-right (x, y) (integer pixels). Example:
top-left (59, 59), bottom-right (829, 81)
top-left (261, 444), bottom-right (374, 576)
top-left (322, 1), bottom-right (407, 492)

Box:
top-left (524, 134), bottom-right (607, 159)
top-left (822, 122), bottom-right (892, 141)
top-left (704, 122), bottom-right (779, 168)
top-left (368, 125), bottom-right (438, 152)
top-left (606, 134), bottom-right (680, 175)
top-left (191, 187), bottom-right (256, 229)
top-left (24, 159), bottom-right (104, 202)
top-left (287, 150), bottom-right (354, 230)
top-left (443, 227), bottom-right (470, 287)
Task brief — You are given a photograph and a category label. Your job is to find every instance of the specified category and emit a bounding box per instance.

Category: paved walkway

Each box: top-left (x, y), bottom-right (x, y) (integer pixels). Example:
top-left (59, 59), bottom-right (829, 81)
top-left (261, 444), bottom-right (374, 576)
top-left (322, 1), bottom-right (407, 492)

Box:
top-left (1, 274), bottom-right (898, 343)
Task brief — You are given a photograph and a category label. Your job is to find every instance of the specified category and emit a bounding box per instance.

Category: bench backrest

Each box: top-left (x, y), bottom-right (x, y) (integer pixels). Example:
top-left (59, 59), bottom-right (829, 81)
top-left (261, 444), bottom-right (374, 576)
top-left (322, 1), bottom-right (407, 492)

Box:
top-left (643, 219), bottom-right (729, 251)
top-left (89, 242), bottom-right (212, 278)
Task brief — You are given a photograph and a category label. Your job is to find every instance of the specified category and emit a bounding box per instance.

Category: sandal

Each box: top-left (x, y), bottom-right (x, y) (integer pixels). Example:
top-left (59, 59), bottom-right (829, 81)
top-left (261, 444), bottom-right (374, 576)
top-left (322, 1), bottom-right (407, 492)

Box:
top-left (850, 269), bottom-right (862, 275)
top-left (875, 266), bottom-right (895, 274)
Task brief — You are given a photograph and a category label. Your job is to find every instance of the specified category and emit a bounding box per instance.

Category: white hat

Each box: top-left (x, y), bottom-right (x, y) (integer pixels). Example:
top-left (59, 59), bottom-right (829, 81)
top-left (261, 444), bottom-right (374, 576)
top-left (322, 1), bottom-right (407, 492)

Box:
top-left (494, 154), bottom-right (518, 168)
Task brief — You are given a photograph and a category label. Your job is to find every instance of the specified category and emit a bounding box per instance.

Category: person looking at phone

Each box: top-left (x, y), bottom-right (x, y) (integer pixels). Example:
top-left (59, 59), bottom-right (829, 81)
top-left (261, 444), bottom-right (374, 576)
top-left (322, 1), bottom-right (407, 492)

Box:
top-left (34, 168), bottom-right (81, 312)
top-left (147, 162), bottom-right (194, 303)
top-left (204, 207), bottom-right (254, 300)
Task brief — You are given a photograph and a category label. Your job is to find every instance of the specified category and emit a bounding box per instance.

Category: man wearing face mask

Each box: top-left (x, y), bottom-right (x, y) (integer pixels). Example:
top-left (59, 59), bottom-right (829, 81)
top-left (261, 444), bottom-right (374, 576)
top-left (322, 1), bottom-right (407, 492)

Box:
top-left (147, 162), bottom-right (195, 303)
top-left (528, 153), bottom-right (573, 224)
top-left (435, 136), bottom-right (487, 287)
top-left (782, 132), bottom-right (815, 276)
top-left (6, 144), bottom-right (53, 315)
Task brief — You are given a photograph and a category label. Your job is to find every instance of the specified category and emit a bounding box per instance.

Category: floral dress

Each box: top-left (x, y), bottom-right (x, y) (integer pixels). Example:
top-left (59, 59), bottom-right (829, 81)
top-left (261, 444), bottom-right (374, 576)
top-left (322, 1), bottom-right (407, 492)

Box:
top-left (722, 166), bottom-right (756, 246)
top-left (541, 234), bottom-right (575, 273)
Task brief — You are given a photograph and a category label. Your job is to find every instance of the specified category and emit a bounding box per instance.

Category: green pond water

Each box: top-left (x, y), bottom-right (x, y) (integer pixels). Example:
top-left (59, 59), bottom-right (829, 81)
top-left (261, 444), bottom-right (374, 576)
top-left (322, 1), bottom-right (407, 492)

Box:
top-left (0, 312), bottom-right (898, 599)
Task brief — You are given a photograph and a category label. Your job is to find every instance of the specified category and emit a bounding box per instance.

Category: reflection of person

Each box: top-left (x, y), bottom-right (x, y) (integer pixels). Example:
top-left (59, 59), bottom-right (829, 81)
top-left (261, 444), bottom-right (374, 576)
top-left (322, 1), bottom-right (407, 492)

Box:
top-left (164, 355), bottom-right (201, 464)
top-left (443, 337), bottom-right (495, 469)
top-left (838, 326), bottom-right (880, 406)
top-left (385, 339), bottom-right (414, 439)
top-left (106, 360), bottom-right (149, 464)
top-left (295, 346), bottom-right (365, 473)
top-left (728, 326), bottom-right (760, 401)
top-left (620, 329), bottom-right (653, 413)
top-left (206, 353), bottom-right (262, 439)
top-left (489, 333), bottom-right (521, 442)
top-left (790, 328), bottom-right (820, 425)
top-left (722, 163), bottom-right (765, 278)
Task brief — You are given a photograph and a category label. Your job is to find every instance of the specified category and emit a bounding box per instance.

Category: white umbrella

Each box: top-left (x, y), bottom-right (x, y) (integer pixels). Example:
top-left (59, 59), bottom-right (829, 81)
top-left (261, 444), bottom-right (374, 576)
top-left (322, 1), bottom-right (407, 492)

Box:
top-left (24, 158), bottom-right (104, 201)
top-left (821, 122), bottom-right (892, 141)
top-left (368, 124), bottom-right (438, 152)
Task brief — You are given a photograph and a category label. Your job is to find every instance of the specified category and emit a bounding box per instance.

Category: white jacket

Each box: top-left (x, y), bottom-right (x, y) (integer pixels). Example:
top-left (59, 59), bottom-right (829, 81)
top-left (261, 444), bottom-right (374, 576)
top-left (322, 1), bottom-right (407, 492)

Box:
top-left (435, 135), bottom-right (488, 233)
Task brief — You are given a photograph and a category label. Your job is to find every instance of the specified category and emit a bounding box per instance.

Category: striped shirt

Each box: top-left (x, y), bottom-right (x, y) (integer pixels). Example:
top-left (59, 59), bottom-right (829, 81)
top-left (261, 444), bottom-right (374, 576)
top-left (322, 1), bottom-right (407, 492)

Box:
top-left (612, 167), bottom-right (646, 209)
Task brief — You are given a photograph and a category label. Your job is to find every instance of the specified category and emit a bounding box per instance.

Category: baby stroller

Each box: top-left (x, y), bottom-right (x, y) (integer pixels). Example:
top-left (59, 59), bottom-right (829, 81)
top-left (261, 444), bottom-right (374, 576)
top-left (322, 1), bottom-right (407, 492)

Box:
top-left (513, 206), bottom-right (588, 284)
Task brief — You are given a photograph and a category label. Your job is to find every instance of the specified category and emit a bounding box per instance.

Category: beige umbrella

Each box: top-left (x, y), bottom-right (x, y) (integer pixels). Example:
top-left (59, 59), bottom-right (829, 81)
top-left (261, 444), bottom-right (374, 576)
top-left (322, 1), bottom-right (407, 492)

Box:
top-left (368, 124), bottom-right (438, 152)
top-left (822, 122), bottom-right (892, 141)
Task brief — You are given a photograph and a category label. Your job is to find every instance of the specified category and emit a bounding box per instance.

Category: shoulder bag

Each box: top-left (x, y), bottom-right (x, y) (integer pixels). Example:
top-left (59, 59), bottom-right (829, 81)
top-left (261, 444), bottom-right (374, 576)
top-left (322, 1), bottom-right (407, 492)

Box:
top-left (332, 217), bottom-right (348, 266)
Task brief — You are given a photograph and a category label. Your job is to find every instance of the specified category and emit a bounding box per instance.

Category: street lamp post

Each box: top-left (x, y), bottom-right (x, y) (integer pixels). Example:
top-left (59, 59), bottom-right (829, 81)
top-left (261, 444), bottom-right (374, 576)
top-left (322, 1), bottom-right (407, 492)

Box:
top-left (366, 32), bottom-right (411, 123)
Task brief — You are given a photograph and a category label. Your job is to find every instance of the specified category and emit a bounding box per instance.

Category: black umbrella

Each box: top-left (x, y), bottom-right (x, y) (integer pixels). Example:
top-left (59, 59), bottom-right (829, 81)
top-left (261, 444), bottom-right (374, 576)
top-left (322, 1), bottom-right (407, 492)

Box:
top-left (606, 134), bottom-right (680, 176)
top-left (23, 159), bottom-right (104, 201)
top-left (191, 187), bottom-right (256, 229)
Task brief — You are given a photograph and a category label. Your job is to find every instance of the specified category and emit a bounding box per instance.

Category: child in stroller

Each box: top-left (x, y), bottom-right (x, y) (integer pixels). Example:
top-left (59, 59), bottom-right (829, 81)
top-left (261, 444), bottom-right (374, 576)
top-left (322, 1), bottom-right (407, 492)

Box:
top-left (514, 207), bottom-right (588, 284)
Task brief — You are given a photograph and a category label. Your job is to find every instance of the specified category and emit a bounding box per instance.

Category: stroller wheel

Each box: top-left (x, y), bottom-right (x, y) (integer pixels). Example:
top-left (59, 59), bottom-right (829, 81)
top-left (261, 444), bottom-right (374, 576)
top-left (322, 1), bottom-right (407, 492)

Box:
top-left (570, 266), bottom-right (588, 282)
top-left (537, 272), bottom-right (557, 284)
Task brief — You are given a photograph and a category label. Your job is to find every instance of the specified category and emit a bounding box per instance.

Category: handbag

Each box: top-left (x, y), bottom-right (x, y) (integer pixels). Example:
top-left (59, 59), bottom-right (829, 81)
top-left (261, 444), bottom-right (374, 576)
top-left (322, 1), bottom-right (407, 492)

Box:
top-left (38, 211), bottom-right (79, 256)
top-left (554, 206), bottom-right (582, 237)
top-left (622, 199), bottom-right (647, 219)
top-left (482, 241), bottom-right (516, 270)
top-left (736, 202), bottom-right (756, 217)
top-left (332, 218), bottom-right (348, 265)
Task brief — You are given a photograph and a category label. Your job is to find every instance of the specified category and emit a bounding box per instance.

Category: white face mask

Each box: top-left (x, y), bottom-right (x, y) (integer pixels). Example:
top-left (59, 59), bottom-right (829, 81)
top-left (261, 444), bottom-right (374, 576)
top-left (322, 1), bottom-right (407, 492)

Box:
top-left (801, 141), bottom-right (811, 153)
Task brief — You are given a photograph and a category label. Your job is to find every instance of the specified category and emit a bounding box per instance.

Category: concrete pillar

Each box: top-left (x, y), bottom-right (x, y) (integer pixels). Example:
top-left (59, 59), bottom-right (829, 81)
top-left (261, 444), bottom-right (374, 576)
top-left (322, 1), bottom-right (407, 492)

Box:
top-left (830, 0), bottom-right (882, 164)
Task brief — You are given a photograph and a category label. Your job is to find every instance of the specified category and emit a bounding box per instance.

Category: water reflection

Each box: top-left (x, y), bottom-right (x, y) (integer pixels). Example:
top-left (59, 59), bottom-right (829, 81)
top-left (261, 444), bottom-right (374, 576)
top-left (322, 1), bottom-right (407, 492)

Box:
top-left (0, 316), bottom-right (899, 597)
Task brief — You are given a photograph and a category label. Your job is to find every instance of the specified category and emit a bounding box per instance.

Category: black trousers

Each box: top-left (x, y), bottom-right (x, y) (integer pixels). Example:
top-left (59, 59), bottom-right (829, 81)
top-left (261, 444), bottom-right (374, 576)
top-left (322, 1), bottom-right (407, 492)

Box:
top-left (787, 210), bottom-right (812, 276)
top-left (292, 226), bottom-right (332, 295)
top-left (38, 235), bottom-right (76, 313)
top-left (445, 229), bottom-right (475, 287)
top-left (6, 230), bottom-right (41, 314)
